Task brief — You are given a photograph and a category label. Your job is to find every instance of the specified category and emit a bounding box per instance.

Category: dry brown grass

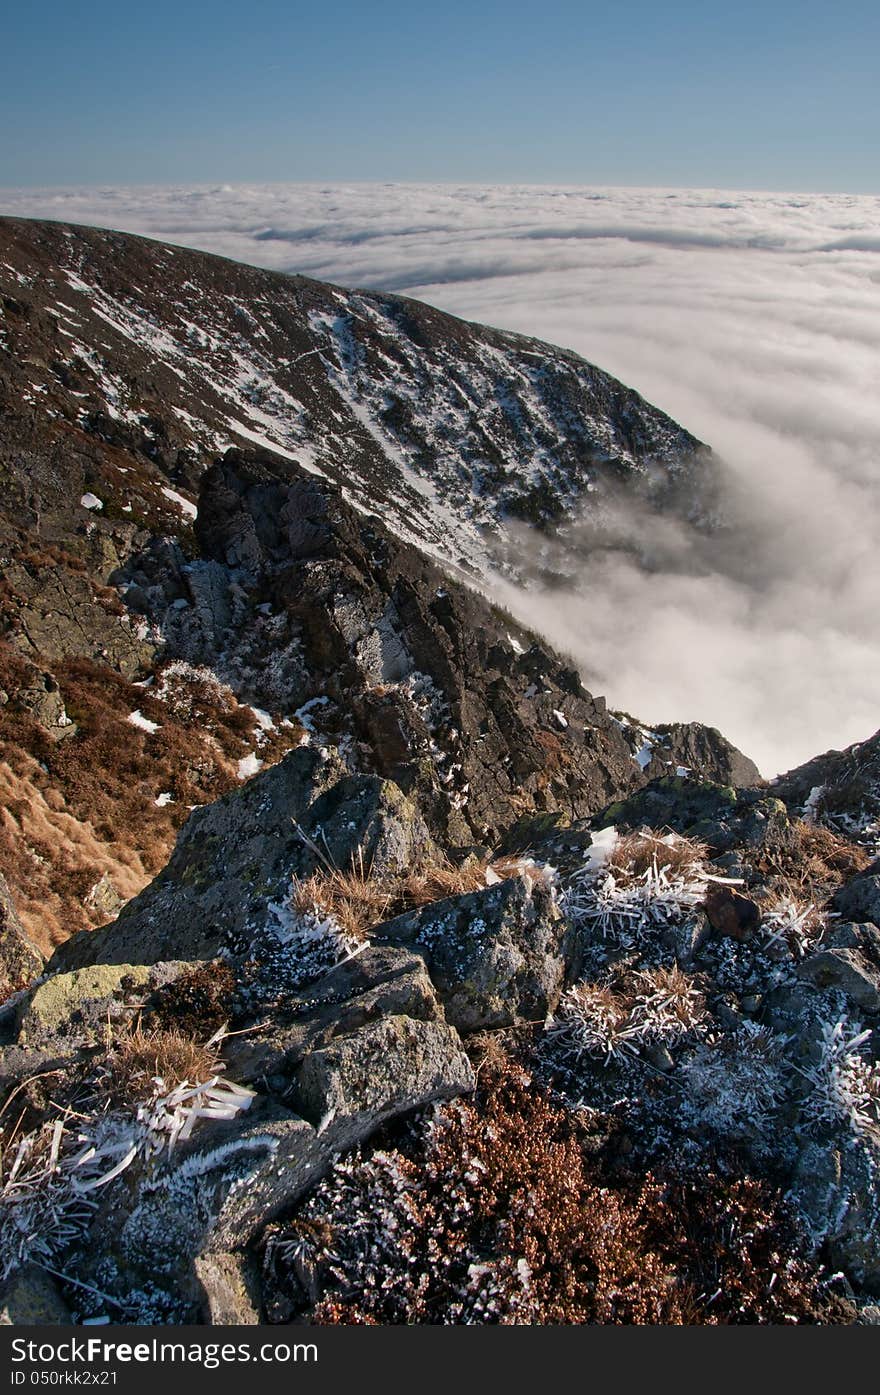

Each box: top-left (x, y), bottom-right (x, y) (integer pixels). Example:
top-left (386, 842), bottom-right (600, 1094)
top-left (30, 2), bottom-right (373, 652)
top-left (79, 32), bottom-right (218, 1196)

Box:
top-left (627, 965), bottom-right (709, 1032)
top-left (292, 863), bottom-right (396, 943)
top-left (101, 1027), bottom-right (219, 1106)
top-left (0, 640), bottom-right (305, 951)
top-left (754, 819), bottom-right (870, 904)
top-left (398, 852), bottom-right (492, 908)
top-left (291, 849), bottom-right (548, 941)
top-left (608, 830), bottom-right (708, 882)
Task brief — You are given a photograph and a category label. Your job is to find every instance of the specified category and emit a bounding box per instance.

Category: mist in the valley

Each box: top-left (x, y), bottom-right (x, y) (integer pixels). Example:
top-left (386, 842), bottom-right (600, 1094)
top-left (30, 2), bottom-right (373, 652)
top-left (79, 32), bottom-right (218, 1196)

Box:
top-left (488, 428), bottom-right (880, 779)
top-left (3, 182), bottom-right (878, 775)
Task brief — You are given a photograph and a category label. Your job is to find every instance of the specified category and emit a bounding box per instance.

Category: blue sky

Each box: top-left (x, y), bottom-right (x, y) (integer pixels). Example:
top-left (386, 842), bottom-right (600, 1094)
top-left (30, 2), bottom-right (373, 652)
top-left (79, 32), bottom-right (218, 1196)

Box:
top-left (1, 0), bottom-right (878, 191)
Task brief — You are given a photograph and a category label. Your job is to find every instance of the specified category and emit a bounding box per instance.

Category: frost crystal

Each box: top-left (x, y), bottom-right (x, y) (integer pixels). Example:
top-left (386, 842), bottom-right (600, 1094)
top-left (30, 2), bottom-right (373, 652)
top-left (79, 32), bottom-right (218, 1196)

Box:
top-left (801, 1019), bottom-right (880, 1138)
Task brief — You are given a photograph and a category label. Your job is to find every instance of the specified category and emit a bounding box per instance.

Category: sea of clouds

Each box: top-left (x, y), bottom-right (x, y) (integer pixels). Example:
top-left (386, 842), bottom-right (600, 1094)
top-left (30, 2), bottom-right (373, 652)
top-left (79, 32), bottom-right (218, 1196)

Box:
top-left (2, 182), bottom-right (879, 776)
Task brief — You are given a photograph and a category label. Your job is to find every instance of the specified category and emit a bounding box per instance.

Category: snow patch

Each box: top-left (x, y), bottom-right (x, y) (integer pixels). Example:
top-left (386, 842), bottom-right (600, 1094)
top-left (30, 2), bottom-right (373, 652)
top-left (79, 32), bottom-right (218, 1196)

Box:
top-left (127, 710), bottom-right (159, 733)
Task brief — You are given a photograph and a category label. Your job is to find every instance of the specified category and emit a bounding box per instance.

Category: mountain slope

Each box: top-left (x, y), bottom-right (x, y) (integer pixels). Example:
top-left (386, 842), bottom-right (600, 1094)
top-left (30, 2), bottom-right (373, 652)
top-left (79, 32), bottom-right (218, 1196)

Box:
top-left (0, 217), bottom-right (712, 577)
top-left (0, 218), bottom-right (747, 970)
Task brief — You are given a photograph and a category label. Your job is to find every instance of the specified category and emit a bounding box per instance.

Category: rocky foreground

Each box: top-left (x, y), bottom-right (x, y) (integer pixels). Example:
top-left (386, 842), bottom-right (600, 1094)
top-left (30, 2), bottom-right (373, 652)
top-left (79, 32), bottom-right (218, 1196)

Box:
top-left (1, 726), bottom-right (879, 1324)
top-left (0, 220), bottom-right (879, 1325)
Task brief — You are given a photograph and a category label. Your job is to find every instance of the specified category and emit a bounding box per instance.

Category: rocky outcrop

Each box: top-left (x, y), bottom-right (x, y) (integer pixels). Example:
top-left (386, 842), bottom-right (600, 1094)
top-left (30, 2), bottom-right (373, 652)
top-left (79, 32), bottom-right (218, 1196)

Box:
top-left (775, 727), bottom-right (880, 846)
top-left (0, 216), bottom-right (711, 578)
top-left (48, 752), bottom-right (433, 972)
top-left (649, 721), bottom-right (761, 787)
top-left (0, 220), bottom-right (758, 959)
top-left (377, 876), bottom-right (574, 1033)
top-left (0, 873), bottom-right (42, 998)
top-left (834, 863), bottom-right (880, 929)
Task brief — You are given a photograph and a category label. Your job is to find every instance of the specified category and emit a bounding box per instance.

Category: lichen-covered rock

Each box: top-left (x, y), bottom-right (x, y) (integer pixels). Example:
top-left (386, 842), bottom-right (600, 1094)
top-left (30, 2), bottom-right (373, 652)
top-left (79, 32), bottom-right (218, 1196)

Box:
top-left (293, 1014), bottom-right (475, 1134)
top-left (793, 1140), bottom-right (880, 1290)
top-left (14, 961), bottom-right (197, 1045)
top-left (834, 864), bottom-right (880, 930)
top-left (17, 963), bottom-right (151, 1044)
top-left (48, 758), bottom-right (433, 974)
top-left (224, 944), bottom-right (442, 1086)
top-left (377, 875), bottom-right (574, 1033)
top-left (194, 1251), bottom-right (262, 1325)
top-left (797, 947), bottom-right (880, 1015)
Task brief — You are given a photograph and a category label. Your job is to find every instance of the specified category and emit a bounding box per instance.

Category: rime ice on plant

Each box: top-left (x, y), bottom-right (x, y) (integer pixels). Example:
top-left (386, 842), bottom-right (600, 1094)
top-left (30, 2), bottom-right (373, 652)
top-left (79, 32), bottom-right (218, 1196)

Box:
top-left (561, 829), bottom-right (712, 949)
top-left (680, 1022), bottom-right (791, 1140)
top-left (801, 1018), bottom-right (880, 1138)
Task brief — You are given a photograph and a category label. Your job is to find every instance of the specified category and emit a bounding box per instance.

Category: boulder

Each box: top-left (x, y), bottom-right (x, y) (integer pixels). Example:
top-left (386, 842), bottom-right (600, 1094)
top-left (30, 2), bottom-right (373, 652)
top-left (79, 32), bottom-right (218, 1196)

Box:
top-left (194, 1252), bottom-right (262, 1325)
top-left (71, 1007), bottom-right (473, 1319)
top-left (0, 1264), bottom-right (72, 1325)
top-left (17, 964), bottom-right (151, 1045)
top-left (797, 948), bottom-right (880, 1015)
top-left (224, 944), bottom-right (442, 1085)
top-left (377, 874), bottom-right (574, 1033)
top-left (294, 1014), bottom-right (474, 1135)
top-left (703, 884), bottom-right (761, 942)
top-left (834, 864), bottom-right (880, 930)
top-left (48, 756), bottom-right (432, 972)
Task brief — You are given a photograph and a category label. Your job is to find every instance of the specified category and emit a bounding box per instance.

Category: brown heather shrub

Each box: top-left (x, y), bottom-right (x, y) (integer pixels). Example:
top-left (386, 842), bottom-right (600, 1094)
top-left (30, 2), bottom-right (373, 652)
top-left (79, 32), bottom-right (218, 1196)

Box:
top-left (147, 962), bottom-right (236, 1037)
top-left (268, 1067), bottom-right (839, 1326)
top-left (644, 1173), bottom-right (848, 1325)
top-left (274, 1066), bottom-right (684, 1325)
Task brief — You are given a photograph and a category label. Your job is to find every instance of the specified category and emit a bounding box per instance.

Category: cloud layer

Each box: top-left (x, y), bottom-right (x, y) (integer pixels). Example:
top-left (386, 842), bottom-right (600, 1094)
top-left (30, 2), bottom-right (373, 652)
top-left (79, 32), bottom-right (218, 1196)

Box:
top-left (3, 182), bottom-right (879, 776)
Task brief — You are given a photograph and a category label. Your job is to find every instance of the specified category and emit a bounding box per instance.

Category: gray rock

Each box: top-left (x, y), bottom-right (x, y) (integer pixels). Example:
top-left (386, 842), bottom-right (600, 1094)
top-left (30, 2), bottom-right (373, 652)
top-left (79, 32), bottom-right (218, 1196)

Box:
top-left (294, 1014), bottom-right (475, 1134)
top-left (377, 874), bottom-right (574, 1033)
top-left (0, 1264), bottom-right (72, 1325)
top-left (74, 1006), bottom-right (473, 1317)
top-left (792, 1140), bottom-right (880, 1289)
top-left (823, 921), bottom-right (880, 960)
top-left (834, 865), bottom-right (880, 929)
top-left (797, 948), bottom-right (880, 1014)
top-left (48, 747), bottom-right (338, 970)
top-left (194, 1251), bottom-right (262, 1325)
top-left (224, 944), bottom-right (442, 1084)
top-left (49, 757), bottom-right (434, 972)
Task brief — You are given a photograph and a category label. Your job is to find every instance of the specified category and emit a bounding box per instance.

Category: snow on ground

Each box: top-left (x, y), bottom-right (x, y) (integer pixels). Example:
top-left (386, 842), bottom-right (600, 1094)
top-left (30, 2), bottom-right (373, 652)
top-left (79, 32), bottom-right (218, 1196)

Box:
top-left (237, 752), bottom-right (263, 780)
top-left (160, 486), bottom-right (198, 520)
top-left (127, 710), bottom-right (159, 734)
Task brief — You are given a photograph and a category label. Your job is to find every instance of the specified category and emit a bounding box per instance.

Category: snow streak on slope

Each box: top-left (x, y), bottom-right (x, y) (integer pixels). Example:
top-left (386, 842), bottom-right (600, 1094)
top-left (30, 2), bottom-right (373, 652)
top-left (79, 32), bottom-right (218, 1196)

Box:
top-left (0, 220), bottom-right (705, 582)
